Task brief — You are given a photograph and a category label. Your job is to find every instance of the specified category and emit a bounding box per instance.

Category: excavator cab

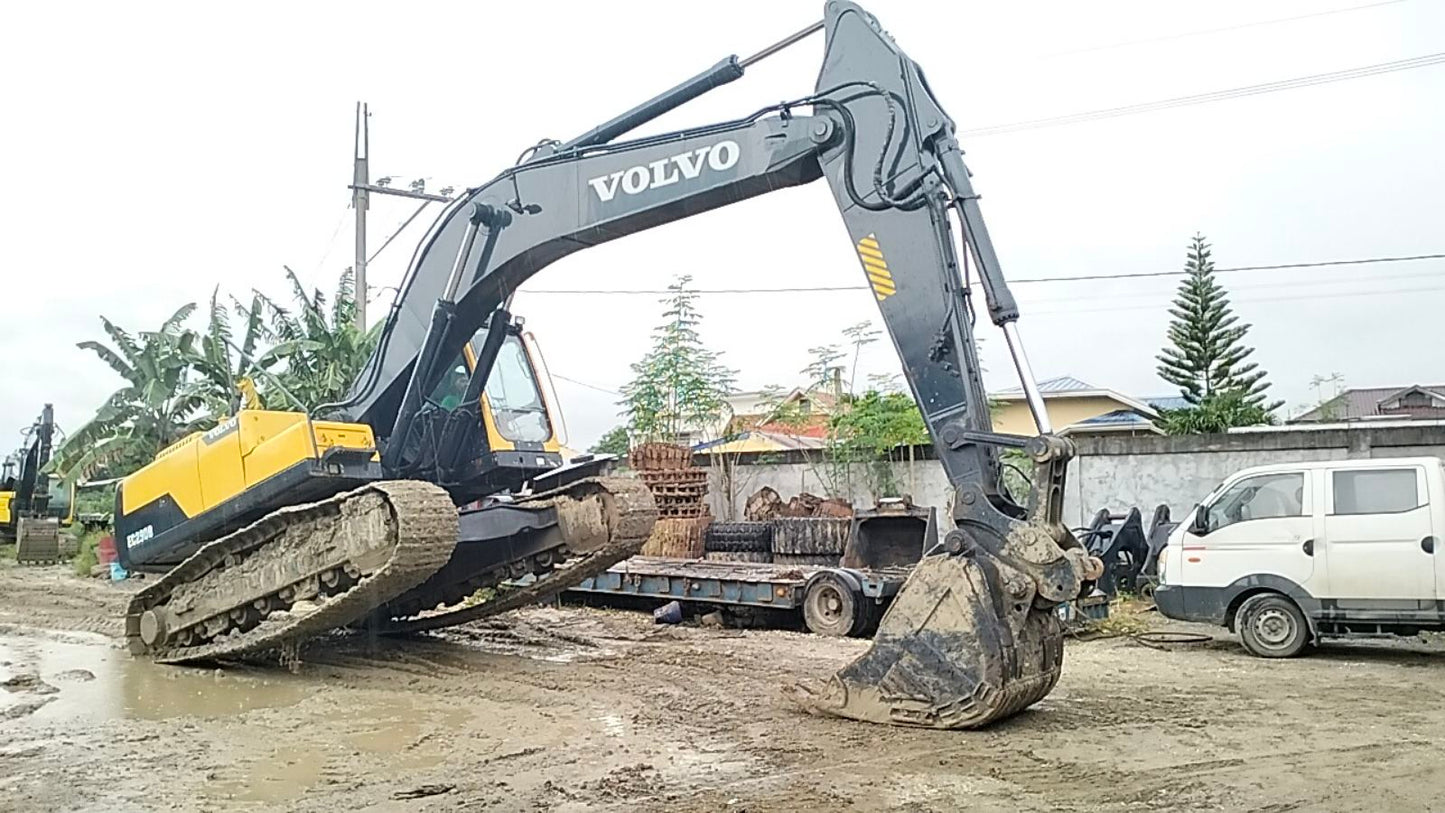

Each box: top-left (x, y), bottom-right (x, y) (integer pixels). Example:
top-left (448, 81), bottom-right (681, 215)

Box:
top-left (425, 322), bottom-right (565, 497)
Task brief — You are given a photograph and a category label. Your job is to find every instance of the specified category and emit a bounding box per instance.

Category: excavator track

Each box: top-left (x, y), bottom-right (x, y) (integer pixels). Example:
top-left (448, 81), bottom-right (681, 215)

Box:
top-left (372, 475), bottom-right (656, 635)
top-left (125, 475), bottom-right (655, 664)
top-left (125, 480), bottom-right (458, 664)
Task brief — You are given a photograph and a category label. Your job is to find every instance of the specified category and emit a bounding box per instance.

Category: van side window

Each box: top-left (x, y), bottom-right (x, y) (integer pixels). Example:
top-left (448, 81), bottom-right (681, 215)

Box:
top-left (1207, 472), bottom-right (1304, 532)
top-left (1331, 469), bottom-right (1421, 515)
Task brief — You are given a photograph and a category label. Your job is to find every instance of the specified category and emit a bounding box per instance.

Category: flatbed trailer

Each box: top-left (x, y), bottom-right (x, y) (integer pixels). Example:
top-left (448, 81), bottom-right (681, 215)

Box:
top-left (569, 555), bottom-right (1111, 636)
top-left (570, 556), bottom-right (911, 637)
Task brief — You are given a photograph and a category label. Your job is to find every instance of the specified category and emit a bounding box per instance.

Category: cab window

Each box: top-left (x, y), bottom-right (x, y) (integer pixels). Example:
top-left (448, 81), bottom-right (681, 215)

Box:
top-left (1205, 472), bottom-right (1304, 533)
top-left (428, 359), bottom-right (470, 410)
top-left (485, 336), bottom-right (552, 444)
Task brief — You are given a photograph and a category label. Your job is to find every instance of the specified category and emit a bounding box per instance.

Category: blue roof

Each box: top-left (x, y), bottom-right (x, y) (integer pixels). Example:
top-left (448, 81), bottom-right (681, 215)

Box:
top-left (1145, 396), bottom-right (1191, 411)
top-left (997, 376), bottom-right (1096, 395)
top-left (1074, 409), bottom-right (1154, 426)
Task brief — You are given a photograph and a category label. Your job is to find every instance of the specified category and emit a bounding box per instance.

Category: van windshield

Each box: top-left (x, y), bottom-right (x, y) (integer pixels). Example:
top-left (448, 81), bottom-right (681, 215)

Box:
top-left (1206, 472), bottom-right (1305, 532)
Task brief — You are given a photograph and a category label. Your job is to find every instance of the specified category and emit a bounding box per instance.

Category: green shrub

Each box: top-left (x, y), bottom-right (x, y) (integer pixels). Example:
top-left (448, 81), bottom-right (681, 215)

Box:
top-left (71, 527), bottom-right (107, 577)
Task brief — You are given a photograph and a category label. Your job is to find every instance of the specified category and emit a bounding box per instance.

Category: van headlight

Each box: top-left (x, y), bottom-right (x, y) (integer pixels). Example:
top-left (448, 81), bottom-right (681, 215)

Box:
top-left (1157, 548), bottom-right (1168, 583)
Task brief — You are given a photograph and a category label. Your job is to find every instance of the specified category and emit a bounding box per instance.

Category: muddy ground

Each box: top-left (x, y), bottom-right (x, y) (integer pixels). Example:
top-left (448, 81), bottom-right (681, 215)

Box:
top-left (2, 562), bottom-right (1444, 812)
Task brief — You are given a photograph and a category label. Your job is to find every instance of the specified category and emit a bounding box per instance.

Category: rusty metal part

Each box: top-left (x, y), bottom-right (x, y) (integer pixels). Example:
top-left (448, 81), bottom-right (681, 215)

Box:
top-left (792, 551), bottom-right (1064, 729)
top-left (370, 476), bottom-right (656, 635)
top-left (638, 468), bottom-right (708, 488)
top-left (639, 514), bottom-right (710, 558)
top-left (125, 481), bottom-right (458, 664)
top-left (704, 550), bottom-right (772, 564)
top-left (772, 517), bottom-right (851, 556)
top-left (773, 553), bottom-right (840, 567)
top-left (636, 467), bottom-right (709, 517)
top-left (844, 501), bottom-right (933, 571)
top-left (743, 486), bottom-right (784, 521)
top-left (628, 443), bottom-right (693, 471)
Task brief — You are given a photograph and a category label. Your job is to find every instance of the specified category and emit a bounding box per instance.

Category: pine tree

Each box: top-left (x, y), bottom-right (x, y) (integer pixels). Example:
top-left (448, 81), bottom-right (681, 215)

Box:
top-left (1157, 234), bottom-right (1280, 412)
top-left (620, 275), bottom-right (736, 444)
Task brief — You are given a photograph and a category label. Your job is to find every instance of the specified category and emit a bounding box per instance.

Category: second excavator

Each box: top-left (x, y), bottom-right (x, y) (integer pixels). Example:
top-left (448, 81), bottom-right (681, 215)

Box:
top-left (114, 1), bottom-right (1098, 729)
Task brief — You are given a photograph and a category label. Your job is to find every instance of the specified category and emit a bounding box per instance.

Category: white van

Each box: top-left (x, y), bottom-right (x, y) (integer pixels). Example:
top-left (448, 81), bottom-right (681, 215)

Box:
top-left (1154, 457), bottom-right (1445, 657)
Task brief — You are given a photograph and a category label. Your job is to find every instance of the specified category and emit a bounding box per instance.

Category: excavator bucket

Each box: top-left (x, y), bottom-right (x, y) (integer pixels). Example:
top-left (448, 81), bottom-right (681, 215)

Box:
top-left (794, 552), bottom-right (1065, 729)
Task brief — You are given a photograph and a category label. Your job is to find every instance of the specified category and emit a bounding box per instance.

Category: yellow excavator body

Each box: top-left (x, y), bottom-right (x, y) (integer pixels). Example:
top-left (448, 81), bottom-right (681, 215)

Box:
top-left (115, 411), bottom-right (381, 569)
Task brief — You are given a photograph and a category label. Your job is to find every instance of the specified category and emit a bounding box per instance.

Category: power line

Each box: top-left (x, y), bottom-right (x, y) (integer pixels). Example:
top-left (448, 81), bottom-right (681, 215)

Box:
top-left (367, 202), bottom-right (434, 264)
top-left (552, 373), bottom-right (622, 396)
top-left (1042, 0), bottom-right (1407, 58)
top-left (544, 279), bottom-right (1445, 400)
top-left (1004, 252), bottom-right (1445, 285)
top-left (1030, 280), bottom-right (1445, 316)
top-left (960, 52), bottom-right (1445, 137)
top-left (312, 205), bottom-right (350, 275)
top-left (1021, 266), bottom-right (1445, 305)
top-left (516, 252), bottom-right (1445, 296)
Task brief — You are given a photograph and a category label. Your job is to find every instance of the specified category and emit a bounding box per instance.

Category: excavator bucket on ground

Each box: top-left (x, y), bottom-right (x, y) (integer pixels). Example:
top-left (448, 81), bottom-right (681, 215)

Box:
top-left (795, 553), bottom-right (1065, 729)
top-left (797, 437), bottom-right (1100, 730)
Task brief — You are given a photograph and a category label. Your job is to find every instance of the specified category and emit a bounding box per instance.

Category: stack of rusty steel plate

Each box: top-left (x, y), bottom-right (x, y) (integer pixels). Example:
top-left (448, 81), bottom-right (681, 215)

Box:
top-left (629, 443), bottom-right (711, 558)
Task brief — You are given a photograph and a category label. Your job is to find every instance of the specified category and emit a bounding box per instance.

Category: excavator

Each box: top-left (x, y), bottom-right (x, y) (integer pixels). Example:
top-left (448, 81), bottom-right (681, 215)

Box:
top-left (2, 404), bottom-right (65, 564)
top-left (114, 1), bottom-right (1099, 730)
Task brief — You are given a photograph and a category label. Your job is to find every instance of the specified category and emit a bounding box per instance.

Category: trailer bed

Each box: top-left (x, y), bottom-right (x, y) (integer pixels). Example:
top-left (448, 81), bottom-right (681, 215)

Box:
top-left (569, 556), bottom-right (910, 611)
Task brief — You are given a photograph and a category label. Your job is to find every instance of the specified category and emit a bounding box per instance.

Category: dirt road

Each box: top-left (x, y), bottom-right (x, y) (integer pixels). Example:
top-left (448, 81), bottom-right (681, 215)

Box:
top-left (2, 562), bottom-right (1443, 812)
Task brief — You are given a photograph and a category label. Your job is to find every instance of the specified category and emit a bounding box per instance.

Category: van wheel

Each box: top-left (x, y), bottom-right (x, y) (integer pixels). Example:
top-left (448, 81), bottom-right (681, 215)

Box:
top-left (1237, 594), bottom-right (1309, 658)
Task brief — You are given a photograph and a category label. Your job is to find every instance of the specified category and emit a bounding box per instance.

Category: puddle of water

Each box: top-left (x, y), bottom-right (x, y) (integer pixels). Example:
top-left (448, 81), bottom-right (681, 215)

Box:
top-left (1, 627), bottom-right (458, 807)
top-left (0, 628), bottom-right (306, 723)
top-left (594, 712), bottom-right (628, 738)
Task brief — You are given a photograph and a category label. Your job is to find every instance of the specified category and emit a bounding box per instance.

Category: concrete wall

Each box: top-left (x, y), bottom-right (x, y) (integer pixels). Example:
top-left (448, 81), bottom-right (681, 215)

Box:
top-left (698, 425), bottom-right (1445, 527)
top-left (1065, 424), bottom-right (1445, 527)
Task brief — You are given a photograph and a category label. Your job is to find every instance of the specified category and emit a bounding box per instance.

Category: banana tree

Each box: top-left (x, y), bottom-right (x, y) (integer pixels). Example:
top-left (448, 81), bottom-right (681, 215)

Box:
top-left (51, 305), bottom-right (210, 481)
top-left (242, 267), bottom-right (379, 410)
top-left (190, 287), bottom-right (310, 418)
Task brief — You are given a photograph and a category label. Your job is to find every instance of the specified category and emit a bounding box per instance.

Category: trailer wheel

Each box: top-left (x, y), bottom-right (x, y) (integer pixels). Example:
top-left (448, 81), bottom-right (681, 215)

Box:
top-left (853, 597), bottom-right (882, 637)
top-left (803, 573), bottom-right (860, 637)
top-left (1237, 593), bottom-right (1309, 658)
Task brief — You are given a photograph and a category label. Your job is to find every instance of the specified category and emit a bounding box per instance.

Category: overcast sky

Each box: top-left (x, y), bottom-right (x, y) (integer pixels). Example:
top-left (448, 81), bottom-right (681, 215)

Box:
top-left (3, 0), bottom-right (1442, 456)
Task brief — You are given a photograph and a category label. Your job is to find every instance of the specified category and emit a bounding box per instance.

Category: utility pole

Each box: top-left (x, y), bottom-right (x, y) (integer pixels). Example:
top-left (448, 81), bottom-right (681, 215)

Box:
top-left (347, 103), bottom-right (457, 331)
top-left (352, 102), bottom-right (370, 332)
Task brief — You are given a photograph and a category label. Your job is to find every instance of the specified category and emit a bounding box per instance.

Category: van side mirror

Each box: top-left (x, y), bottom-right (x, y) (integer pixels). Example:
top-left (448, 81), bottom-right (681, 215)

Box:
top-left (1190, 505), bottom-right (1210, 535)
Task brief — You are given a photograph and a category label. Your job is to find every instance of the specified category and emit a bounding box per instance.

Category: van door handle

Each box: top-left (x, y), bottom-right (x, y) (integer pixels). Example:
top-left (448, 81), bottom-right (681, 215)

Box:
top-left (1302, 539), bottom-right (1313, 556)
top-left (1423, 537), bottom-right (1436, 554)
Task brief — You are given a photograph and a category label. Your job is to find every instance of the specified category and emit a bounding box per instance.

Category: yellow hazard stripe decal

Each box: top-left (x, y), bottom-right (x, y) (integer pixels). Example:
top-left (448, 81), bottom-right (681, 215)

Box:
top-left (856, 233), bottom-right (896, 301)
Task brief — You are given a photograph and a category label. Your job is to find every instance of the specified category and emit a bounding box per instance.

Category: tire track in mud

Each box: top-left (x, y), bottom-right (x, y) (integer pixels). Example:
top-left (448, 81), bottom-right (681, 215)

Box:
top-left (605, 736), bottom-right (1434, 813)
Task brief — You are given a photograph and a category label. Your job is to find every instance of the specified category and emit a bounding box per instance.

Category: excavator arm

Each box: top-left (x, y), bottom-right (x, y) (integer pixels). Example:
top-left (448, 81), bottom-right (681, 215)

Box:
top-left (333, 2), bottom-right (1096, 728)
